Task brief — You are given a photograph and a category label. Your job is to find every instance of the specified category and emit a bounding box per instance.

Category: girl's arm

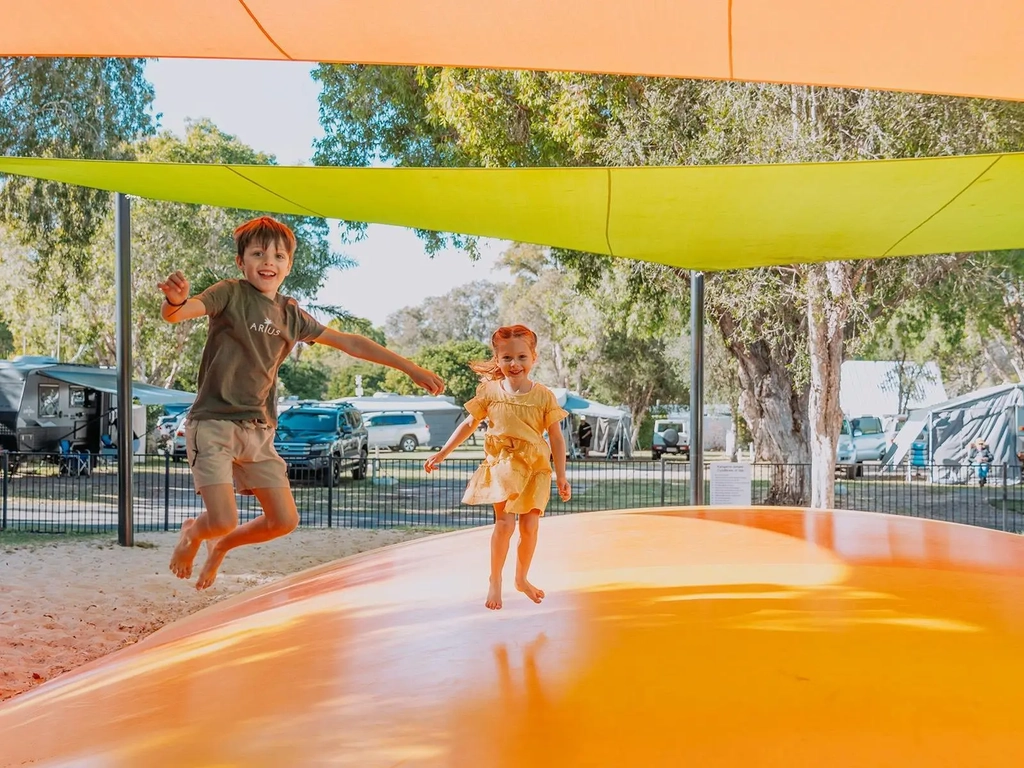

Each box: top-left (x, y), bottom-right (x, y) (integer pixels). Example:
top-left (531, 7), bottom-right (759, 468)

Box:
top-left (547, 425), bottom-right (572, 501)
top-left (547, 426), bottom-right (568, 480)
top-left (424, 415), bottom-right (481, 472)
top-left (316, 328), bottom-right (444, 395)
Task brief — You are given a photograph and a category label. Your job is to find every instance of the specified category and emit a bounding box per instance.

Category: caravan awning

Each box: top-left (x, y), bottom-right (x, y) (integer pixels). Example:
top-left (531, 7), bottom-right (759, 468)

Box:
top-left (39, 368), bottom-right (196, 407)
top-left (553, 389), bottom-right (629, 420)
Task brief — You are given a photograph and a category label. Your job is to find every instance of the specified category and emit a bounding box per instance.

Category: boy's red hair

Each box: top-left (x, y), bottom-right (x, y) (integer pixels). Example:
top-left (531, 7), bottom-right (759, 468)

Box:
top-left (233, 216), bottom-right (297, 259)
top-left (469, 325), bottom-right (539, 381)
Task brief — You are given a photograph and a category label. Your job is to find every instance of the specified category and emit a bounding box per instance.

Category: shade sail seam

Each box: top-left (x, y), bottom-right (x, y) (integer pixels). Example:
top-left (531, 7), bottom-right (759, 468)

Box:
top-left (727, 0), bottom-right (735, 79)
top-left (237, 0), bottom-right (293, 60)
top-left (604, 168), bottom-right (615, 257)
top-left (881, 154), bottom-right (1004, 258)
top-left (225, 167), bottom-right (325, 217)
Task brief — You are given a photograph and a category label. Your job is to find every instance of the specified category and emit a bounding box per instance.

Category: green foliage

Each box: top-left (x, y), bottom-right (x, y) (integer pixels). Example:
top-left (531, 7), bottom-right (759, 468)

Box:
top-left (0, 121), bottom-right (346, 389)
top-left (0, 317), bottom-right (13, 358)
top-left (635, 412), bottom-right (655, 451)
top-left (0, 58), bottom-right (155, 293)
top-left (382, 339), bottom-right (491, 406)
top-left (313, 66), bottom-right (1024, 474)
top-left (384, 280), bottom-right (502, 356)
top-left (326, 362), bottom-right (389, 399)
top-left (278, 358), bottom-right (331, 400)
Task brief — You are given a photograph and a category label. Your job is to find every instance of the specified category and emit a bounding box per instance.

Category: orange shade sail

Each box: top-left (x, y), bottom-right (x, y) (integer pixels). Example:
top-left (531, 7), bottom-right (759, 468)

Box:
top-left (0, 1), bottom-right (1022, 101)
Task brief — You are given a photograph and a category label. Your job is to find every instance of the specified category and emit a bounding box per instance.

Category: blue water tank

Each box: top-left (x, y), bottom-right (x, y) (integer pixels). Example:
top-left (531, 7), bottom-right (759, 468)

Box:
top-left (910, 439), bottom-right (928, 467)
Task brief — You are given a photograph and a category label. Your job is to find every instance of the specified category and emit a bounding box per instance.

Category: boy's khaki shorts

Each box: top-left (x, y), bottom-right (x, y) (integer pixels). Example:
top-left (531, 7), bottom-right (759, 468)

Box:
top-left (185, 418), bottom-right (289, 494)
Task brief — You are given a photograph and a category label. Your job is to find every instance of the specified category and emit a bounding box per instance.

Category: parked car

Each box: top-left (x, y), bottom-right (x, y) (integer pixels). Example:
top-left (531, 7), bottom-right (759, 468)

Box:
top-left (170, 410), bottom-right (190, 459)
top-left (362, 411), bottom-right (431, 452)
top-left (846, 415), bottom-right (887, 463)
top-left (273, 404), bottom-right (368, 483)
top-left (836, 422), bottom-right (858, 479)
top-left (651, 418), bottom-right (690, 461)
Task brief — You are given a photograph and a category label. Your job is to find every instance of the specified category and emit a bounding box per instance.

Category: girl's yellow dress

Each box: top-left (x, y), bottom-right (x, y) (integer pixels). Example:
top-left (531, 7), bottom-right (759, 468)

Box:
top-left (462, 379), bottom-right (568, 516)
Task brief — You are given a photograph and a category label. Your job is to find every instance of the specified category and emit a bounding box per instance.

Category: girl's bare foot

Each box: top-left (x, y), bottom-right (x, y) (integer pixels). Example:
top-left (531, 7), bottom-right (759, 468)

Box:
top-left (169, 519), bottom-right (200, 579)
top-left (486, 578), bottom-right (503, 610)
top-left (515, 578), bottom-right (545, 604)
top-left (195, 545), bottom-right (226, 591)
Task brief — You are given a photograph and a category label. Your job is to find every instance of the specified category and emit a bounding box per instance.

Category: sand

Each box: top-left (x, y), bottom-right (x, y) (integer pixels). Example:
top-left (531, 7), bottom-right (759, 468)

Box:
top-left (0, 527), bottom-right (437, 702)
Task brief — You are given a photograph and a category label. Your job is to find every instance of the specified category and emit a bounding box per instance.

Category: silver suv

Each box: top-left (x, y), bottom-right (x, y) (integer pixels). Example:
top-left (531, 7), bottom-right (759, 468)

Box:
top-left (363, 411), bottom-right (431, 452)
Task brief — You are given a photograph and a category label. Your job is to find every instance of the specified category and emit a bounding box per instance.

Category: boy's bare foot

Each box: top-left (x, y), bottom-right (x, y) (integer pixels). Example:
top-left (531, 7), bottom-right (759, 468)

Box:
top-left (195, 545), bottom-right (226, 591)
top-left (169, 519), bottom-right (201, 579)
top-left (486, 578), bottom-right (503, 610)
top-left (515, 577), bottom-right (545, 604)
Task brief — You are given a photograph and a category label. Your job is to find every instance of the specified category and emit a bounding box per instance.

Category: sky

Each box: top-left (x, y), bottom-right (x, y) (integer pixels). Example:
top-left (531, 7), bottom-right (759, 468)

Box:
top-left (146, 59), bottom-right (511, 327)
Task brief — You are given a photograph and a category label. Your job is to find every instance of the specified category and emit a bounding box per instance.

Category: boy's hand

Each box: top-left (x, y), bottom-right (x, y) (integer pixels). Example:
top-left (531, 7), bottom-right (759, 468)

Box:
top-left (410, 365), bottom-right (445, 396)
top-left (424, 452), bottom-right (445, 473)
top-left (158, 271), bottom-right (190, 305)
top-left (557, 477), bottom-right (571, 502)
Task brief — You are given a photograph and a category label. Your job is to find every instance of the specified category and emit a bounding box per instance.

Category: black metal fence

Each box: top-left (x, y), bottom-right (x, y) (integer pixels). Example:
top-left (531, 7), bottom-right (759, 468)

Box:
top-left (2, 451), bottom-right (1023, 535)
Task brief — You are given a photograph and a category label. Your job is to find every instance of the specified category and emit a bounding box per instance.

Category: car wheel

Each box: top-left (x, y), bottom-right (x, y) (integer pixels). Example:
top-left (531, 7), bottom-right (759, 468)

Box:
top-left (352, 449), bottom-right (368, 480)
top-left (855, 463), bottom-right (864, 478)
top-left (400, 435), bottom-right (418, 452)
top-left (845, 465), bottom-right (856, 480)
top-left (652, 450), bottom-right (662, 460)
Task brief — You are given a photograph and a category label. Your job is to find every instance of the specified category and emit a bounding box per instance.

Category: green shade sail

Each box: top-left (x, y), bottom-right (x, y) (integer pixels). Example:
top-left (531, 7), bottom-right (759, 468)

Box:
top-left (0, 154), bottom-right (1021, 270)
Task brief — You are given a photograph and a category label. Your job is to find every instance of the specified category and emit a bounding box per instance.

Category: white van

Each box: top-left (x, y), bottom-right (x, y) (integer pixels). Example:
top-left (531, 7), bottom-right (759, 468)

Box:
top-left (363, 411), bottom-right (431, 452)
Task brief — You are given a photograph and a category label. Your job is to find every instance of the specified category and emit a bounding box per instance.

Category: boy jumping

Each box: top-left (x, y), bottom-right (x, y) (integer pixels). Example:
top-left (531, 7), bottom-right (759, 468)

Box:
top-left (158, 216), bottom-right (444, 589)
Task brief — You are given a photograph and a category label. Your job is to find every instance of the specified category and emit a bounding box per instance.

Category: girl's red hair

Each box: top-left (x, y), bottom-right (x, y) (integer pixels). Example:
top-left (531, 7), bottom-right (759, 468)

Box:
top-left (469, 325), bottom-right (539, 381)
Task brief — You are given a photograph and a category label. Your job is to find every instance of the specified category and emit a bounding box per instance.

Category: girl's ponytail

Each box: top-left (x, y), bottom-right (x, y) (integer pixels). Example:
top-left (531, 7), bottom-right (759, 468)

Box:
top-left (468, 359), bottom-right (505, 381)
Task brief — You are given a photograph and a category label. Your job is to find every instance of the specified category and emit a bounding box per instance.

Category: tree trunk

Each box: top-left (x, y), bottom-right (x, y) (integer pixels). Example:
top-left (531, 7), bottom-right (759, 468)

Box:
top-left (717, 312), bottom-right (810, 505)
top-left (806, 262), bottom-right (851, 509)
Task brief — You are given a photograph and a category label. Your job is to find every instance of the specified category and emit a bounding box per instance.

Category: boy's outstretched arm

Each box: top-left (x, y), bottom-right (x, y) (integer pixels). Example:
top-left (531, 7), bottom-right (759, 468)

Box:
top-left (317, 328), bottom-right (444, 395)
top-left (424, 415), bottom-right (481, 472)
top-left (157, 271), bottom-right (207, 324)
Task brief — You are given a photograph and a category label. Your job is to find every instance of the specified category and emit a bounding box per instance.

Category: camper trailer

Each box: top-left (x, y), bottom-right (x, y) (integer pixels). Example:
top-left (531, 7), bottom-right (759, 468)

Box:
top-left (0, 357), bottom-right (193, 456)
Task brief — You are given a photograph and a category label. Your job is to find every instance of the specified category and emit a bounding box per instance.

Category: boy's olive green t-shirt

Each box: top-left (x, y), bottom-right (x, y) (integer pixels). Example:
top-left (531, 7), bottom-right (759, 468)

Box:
top-left (189, 279), bottom-right (325, 426)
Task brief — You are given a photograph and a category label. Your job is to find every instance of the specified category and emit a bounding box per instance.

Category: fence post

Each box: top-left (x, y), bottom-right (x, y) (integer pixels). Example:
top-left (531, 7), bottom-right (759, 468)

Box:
top-left (163, 453), bottom-right (171, 532)
top-left (327, 455), bottom-right (334, 528)
top-left (660, 456), bottom-right (666, 506)
top-left (1002, 463), bottom-right (1007, 532)
top-left (1, 451), bottom-right (8, 530)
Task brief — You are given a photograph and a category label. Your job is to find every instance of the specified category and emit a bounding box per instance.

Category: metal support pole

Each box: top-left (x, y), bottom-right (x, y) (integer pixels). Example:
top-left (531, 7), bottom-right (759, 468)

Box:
top-left (327, 455), bottom-right (335, 528)
top-left (1002, 464), bottom-right (1008, 532)
top-left (1, 451), bottom-right (8, 530)
top-left (660, 453), bottom-right (666, 507)
top-left (163, 452), bottom-right (171, 532)
top-left (690, 272), bottom-right (705, 505)
top-left (115, 193), bottom-right (134, 547)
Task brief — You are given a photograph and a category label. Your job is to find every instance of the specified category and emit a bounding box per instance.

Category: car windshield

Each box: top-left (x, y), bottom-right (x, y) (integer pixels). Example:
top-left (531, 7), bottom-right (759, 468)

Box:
top-left (277, 412), bottom-right (337, 432)
top-left (658, 422), bottom-right (684, 432)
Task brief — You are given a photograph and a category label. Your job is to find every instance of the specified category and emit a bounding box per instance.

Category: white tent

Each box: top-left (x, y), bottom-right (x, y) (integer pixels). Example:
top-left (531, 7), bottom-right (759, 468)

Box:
top-left (550, 388), bottom-right (632, 459)
top-left (884, 382), bottom-right (1024, 483)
